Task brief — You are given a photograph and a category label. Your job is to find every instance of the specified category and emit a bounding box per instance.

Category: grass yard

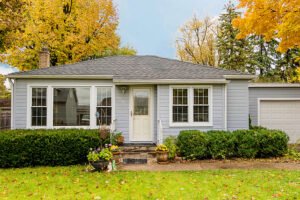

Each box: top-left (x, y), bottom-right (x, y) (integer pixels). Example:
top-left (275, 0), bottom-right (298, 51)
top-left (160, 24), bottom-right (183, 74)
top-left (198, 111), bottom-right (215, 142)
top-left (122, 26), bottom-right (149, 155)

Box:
top-left (0, 166), bottom-right (300, 199)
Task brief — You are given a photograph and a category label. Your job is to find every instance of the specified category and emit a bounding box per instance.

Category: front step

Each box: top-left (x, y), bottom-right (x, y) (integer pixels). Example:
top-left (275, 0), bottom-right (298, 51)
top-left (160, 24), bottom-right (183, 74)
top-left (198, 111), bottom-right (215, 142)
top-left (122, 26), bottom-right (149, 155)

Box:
top-left (123, 158), bottom-right (147, 164)
top-left (120, 145), bottom-right (156, 153)
top-left (116, 145), bottom-right (157, 164)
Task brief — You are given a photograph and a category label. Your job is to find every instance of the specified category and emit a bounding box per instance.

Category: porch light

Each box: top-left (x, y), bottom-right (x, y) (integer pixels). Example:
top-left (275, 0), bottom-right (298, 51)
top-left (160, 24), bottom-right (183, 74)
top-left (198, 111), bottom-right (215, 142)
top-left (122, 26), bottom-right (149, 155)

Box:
top-left (120, 86), bottom-right (128, 94)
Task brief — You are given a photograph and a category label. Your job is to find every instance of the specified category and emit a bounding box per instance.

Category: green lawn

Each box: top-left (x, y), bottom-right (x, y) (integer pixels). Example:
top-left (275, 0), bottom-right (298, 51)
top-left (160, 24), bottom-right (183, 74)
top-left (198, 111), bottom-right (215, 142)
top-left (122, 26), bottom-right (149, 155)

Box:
top-left (0, 166), bottom-right (299, 199)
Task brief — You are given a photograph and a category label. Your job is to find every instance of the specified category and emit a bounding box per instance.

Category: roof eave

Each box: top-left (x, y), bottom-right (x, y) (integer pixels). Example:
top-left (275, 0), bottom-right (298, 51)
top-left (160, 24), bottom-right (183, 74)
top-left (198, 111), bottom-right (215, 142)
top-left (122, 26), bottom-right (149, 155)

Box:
top-left (249, 83), bottom-right (300, 88)
top-left (113, 79), bottom-right (230, 85)
top-left (223, 75), bottom-right (257, 80)
top-left (5, 74), bottom-right (114, 79)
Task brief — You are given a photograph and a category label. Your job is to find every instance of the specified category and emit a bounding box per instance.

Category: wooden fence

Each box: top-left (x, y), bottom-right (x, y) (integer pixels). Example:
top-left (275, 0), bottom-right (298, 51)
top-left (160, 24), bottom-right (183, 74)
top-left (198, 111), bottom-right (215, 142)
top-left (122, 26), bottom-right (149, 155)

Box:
top-left (0, 107), bottom-right (11, 130)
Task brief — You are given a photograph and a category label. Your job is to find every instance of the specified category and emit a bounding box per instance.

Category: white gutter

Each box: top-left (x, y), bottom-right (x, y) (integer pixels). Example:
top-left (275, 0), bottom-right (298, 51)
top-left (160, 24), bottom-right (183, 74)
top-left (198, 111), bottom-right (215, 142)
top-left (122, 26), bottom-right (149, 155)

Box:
top-left (5, 74), bottom-right (114, 79)
top-left (113, 79), bottom-right (230, 85)
top-left (249, 83), bottom-right (300, 88)
top-left (8, 78), bottom-right (14, 129)
top-left (224, 75), bottom-right (257, 80)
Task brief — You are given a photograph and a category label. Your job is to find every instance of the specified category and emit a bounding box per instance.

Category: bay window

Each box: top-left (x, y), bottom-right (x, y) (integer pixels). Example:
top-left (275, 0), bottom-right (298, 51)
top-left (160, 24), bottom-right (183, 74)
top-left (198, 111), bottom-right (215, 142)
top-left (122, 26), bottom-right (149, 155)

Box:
top-left (170, 86), bottom-right (212, 126)
top-left (53, 87), bottom-right (90, 126)
top-left (28, 85), bottom-right (114, 128)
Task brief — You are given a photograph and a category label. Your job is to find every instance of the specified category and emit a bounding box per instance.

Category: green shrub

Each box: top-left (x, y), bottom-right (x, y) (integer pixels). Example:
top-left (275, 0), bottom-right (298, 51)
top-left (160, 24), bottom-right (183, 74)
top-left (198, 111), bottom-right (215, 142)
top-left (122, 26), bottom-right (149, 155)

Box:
top-left (256, 129), bottom-right (289, 157)
top-left (0, 129), bottom-right (100, 168)
top-left (233, 130), bottom-right (259, 158)
top-left (176, 128), bottom-right (289, 160)
top-left (177, 130), bottom-right (208, 159)
top-left (250, 126), bottom-right (267, 130)
top-left (285, 147), bottom-right (300, 160)
top-left (164, 136), bottom-right (177, 160)
top-left (206, 130), bottom-right (235, 159)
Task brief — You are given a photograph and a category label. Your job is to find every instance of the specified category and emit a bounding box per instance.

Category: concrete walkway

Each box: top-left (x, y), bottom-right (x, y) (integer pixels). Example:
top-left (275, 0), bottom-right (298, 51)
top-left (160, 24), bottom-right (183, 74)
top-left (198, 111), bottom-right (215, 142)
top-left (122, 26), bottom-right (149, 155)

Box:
top-left (119, 159), bottom-right (300, 171)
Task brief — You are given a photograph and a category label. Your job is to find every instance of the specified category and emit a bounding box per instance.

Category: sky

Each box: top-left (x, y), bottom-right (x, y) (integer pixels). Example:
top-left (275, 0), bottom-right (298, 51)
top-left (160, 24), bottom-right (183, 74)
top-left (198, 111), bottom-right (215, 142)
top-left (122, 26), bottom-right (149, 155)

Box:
top-left (114, 0), bottom-right (233, 58)
top-left (0, 0), bottom-right (234, 76)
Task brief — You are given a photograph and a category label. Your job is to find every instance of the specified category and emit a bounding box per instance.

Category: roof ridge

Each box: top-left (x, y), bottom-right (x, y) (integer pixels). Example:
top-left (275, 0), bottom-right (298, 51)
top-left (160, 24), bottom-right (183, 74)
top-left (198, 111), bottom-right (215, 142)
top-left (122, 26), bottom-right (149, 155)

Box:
top-left (153, 56), bottom-right (249, 74)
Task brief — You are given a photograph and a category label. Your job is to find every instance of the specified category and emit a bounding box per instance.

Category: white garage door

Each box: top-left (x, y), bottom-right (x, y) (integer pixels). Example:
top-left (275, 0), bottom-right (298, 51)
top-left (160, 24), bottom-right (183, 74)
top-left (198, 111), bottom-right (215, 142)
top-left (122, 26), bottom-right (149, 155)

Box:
top-left (259, 100), bottom-right (300, 143)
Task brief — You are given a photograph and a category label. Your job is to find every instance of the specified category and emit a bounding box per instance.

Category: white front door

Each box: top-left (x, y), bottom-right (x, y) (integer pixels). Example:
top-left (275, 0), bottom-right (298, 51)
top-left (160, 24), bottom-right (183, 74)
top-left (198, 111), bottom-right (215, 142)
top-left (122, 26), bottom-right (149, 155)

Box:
top-left (130, 87), bottom-right (153, 142)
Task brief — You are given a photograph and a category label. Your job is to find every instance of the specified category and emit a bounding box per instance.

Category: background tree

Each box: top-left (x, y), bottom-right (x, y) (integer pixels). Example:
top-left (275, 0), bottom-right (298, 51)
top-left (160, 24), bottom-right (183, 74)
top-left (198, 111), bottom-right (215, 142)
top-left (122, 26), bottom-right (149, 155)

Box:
top-left (0, 0), bottom-right (27, 53)
top-left (176, 16), bottom-right (218, 66)
top-left (217, 1), bottom-right (299, 82)
top-left (250, 38), bottom-right (300, 82)
top-left (0, 75), bottom-right (10, 99)
top-left (232, 0), bottom-right (300, 53)
top-left (217, 2), bottom-right (253, 72)
top-left (0, 0), bottom-right (135, 71)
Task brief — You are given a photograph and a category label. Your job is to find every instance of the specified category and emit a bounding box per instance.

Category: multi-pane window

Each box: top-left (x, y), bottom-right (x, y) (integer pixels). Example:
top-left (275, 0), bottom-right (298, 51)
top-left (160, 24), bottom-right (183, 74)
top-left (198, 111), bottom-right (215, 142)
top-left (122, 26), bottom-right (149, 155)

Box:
top-left (31, 88), bottom-right (47, 126)
top-left (96, 87), bottom-right (112, 125)
top-left (171, 87), bottom-right (211, 125)
top-left (53, 87), bottom-right (90, 126)
top-left (193, 89), bottom-right (209, 122)
top-left (172, 88), bottom-right (188, 122)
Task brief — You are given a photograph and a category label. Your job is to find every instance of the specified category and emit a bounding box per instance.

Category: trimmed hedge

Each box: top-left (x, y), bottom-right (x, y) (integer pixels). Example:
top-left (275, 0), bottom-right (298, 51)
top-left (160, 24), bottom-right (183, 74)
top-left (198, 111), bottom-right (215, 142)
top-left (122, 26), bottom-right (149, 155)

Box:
top-left (206, 130), bottom-right (235, 159)
top-left (177, 128), bottom-right (289, 159)
top-left (177, 130), bottom-right (208, 159)
top-left (0, 129), bottom-right (100, 168)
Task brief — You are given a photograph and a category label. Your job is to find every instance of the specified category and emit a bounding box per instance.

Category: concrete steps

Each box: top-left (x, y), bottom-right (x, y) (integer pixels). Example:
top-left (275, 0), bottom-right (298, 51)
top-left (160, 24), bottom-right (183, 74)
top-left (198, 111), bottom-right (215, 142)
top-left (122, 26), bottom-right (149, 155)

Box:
top-left (116, 144), bottom-right (157, 164)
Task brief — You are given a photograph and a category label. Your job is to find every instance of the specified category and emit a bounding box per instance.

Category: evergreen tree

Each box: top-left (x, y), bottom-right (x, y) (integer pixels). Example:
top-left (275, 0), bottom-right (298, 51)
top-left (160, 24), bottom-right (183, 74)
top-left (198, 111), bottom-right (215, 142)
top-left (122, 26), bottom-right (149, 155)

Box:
top-left (217, 2), bottom-right (253, 73)
top-left (249, 36), bottom-right (300, 82)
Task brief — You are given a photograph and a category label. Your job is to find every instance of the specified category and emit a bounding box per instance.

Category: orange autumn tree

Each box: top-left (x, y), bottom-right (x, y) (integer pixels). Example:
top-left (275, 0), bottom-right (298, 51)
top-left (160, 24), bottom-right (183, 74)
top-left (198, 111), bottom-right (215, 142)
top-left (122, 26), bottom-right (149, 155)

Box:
top-left (232, 0), bottom-right (300, 53)
top-left (0, 0), bottom-right (134, 71)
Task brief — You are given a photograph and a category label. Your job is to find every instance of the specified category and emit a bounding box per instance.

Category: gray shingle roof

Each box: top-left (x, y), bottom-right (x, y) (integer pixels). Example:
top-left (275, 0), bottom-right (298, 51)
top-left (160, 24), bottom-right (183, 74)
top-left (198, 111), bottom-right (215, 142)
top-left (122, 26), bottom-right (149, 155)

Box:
top-left (8, 55), bottom-right (250, 80)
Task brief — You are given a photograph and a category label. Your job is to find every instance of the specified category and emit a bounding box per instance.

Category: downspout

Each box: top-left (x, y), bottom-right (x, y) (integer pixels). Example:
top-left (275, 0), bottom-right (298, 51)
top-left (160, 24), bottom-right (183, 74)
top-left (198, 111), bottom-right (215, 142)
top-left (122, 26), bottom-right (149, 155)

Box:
top-left (8, 78), bottom-right (14, 129)
top-left (224, 84), bottom-right (227, 131)
top-left (157, 85), bottom-right (163, 144)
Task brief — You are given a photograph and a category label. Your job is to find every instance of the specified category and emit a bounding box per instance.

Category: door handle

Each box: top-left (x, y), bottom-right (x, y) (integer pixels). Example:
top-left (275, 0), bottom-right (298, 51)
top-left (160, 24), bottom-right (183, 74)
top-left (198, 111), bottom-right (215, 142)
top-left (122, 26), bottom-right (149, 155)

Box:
top-left (130, 110), bottom-right (133, 117)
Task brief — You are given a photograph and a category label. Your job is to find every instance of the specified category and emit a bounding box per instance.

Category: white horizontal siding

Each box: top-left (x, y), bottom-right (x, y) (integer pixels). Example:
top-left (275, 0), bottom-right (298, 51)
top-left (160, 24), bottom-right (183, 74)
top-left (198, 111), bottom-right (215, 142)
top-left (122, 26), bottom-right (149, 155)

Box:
top-left (227, 80), bottom-right (249, 130)
top-left (158, 84), bottom-right (226, 138)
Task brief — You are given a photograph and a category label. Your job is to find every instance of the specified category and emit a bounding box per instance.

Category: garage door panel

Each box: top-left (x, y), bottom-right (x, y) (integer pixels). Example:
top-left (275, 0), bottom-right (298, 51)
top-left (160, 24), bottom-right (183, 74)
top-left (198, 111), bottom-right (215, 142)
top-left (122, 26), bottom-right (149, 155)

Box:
top-left (260, 100), bottom-right (300, 143)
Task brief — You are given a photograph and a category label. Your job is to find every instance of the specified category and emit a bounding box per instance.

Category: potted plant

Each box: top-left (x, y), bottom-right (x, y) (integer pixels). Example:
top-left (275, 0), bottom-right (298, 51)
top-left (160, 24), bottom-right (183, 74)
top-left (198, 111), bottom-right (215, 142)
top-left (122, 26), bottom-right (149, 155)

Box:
top-left (156, 144), bottom-right (169, 164)
top-left (87, 148), bottom-right (113, 171)
top-left (110, 145), bottom-right (121, 164)
top-left (114, 132), bottom-right (124, 146)
top-left (110, 145), bottom-right (120, 154)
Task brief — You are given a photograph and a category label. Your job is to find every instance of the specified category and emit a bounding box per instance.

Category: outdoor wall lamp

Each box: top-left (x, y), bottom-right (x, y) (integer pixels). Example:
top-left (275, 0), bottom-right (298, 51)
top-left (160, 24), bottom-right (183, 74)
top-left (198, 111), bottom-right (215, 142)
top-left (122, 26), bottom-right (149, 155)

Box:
top-left (120, 86), bottom-right (128, 94)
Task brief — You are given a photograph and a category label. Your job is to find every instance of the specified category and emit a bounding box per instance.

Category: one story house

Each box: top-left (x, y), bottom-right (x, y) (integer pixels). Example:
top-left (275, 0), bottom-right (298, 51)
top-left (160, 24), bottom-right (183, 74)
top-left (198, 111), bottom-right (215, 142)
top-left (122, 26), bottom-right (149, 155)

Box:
top-left (6, 54), bottom-right (299, 143)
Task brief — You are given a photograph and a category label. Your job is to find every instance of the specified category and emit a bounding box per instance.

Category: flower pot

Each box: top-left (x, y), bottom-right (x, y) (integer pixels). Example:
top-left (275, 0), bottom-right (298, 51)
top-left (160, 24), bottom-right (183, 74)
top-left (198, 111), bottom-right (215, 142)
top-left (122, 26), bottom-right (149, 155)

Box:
top-left (112, 152), bottom-right (121, 164)
top-left (156, 151), bottom-right (169, 164)
top-left (91, 160), bottom-right (109, 171)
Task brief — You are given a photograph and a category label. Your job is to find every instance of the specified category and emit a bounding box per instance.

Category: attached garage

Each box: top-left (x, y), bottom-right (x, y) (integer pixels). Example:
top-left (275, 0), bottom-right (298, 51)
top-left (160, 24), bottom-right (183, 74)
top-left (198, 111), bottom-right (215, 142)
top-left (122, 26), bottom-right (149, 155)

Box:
top-left (249, 83), bottom-right (300, 143)
top-left (258, 99), bottom-right (300, 143)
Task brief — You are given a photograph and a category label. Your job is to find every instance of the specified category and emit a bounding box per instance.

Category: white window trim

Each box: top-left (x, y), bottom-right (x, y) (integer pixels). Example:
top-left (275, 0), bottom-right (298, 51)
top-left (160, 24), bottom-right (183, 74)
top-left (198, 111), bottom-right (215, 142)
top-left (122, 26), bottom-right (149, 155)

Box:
top-left (169, 85), bottom-right (213, 127)
top-left (27, 83), bottom-right (115, 129)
